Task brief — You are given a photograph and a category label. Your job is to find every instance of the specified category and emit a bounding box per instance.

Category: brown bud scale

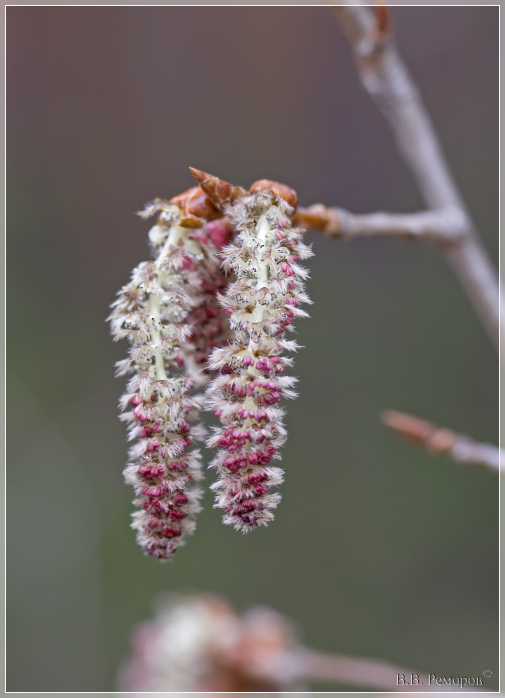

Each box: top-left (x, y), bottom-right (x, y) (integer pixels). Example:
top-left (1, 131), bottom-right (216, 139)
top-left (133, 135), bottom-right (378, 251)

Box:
top-left (249, 180), bottom-right (298, 209)
top-left (170, 186), bottom-right (221, 222)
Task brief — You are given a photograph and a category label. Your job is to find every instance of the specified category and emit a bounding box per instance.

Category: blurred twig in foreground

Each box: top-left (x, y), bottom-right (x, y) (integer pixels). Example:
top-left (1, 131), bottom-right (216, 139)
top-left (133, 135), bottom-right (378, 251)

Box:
top-left (118, 592), bottom-right (444, 693)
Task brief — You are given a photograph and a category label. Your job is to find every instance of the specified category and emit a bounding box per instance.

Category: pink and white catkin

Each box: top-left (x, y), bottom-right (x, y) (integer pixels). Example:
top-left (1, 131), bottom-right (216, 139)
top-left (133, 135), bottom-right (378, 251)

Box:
top-left (206, 183), bottom-right (313, 532)
top-left (109, 193), bottom-right (230, 560)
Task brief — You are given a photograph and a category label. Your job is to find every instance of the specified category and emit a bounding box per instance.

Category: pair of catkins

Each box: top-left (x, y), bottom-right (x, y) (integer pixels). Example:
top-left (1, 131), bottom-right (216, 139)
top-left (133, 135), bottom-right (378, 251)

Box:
top-left (109, 169), bottom-right (313, 561)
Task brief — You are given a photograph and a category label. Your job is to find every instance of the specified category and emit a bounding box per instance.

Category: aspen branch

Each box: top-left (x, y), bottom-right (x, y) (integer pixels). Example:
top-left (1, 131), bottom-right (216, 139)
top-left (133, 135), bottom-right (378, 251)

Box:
top-left (299, 648), bottom-right (437, 692)
top-left (300, 648), bottom-right (428, 691)
top-left (381, 409), bottom-right (502, 472)
top-left (295, 204), bottom-right (466, 245)
top-left (323, 5), bottom-right (502, 353)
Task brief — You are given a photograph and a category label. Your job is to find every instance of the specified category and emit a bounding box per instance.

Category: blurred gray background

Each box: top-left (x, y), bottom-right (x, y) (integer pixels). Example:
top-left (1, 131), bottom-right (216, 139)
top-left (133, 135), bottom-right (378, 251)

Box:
top-left (7, 6), bottom-right (498, 692)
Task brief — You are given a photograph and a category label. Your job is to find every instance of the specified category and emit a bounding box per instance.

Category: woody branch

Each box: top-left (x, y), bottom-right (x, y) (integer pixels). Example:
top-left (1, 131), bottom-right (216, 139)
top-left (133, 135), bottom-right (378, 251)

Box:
top-left (298, 5), bottom-right (501, 353)
top-left (299, 648), bottom-right (432, 692)
top-left (382, 410), bottom-right (502, 472)
top-left (295, 205), bottom-right (466, 244)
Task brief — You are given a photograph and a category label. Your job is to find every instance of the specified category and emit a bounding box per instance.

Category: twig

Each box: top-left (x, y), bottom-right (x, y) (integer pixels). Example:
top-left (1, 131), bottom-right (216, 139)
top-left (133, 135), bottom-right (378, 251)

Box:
top-left (299, 648), bottom-right (433, 692)
top-left (328, 5), bottom-right (501, 353)
top-left (382, 409), bottom-right (502, 472)
top-left (295, 204), bottom-right (466, 244)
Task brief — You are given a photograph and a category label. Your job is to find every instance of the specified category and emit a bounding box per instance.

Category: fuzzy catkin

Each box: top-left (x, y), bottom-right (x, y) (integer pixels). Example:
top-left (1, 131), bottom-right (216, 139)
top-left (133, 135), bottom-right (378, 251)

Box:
top-left (109, 197), bottom-right (230, 560)
top-left (205, 189), bottom-right (313, 532)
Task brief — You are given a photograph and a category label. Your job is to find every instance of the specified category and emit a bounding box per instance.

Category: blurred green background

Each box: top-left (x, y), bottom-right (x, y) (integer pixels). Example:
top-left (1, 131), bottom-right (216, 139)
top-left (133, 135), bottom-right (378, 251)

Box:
top-left (7, 6), bottom-right (498, 692)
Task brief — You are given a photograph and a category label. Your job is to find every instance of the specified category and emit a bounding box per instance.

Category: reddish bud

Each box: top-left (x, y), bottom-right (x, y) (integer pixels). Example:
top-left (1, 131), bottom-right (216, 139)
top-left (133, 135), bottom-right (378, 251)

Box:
top-left (168, 510), bottom-right (188, 521)
top-left (249, 179), bottom-right (298, 208)
top-left (206, 218), bottom-right (231, 249)
top-left (189, 168), bottom-right (234, 208)
top-left (138, 465), bottom-right (165, 479)
top-left (162, 526), bottom-right (182, 538)
top-left (169, 461), bottom-right (188, 471)
top-left (170, 186), bottom-right (221, 223)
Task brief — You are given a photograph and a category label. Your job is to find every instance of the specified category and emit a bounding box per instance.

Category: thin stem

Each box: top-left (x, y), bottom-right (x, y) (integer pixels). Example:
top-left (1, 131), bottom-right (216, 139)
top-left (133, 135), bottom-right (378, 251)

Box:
top-left (148, 224), bottom-right (184, 382)
top-left (331, 5), bottom-right (501, 353)
top-left (299, 648), bottom-right (432, 692)
top-left (382, 409), bottom-right (502, 472)
top-left (295, 205), bottom-right (466, 244)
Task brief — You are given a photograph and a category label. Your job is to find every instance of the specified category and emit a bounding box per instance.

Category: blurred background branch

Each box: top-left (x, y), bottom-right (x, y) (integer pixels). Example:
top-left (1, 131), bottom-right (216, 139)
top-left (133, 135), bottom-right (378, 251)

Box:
top-left (382, 409), bottom-right (502, 472)
top-left (320, 4), bottom-right (502, 353)
top-left (304, 4), bottom-right (502, 475)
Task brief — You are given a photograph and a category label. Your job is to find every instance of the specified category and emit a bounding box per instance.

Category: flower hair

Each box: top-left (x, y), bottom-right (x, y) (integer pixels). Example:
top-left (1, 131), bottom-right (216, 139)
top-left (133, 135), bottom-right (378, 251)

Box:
top-left (205, 181), bottom-right (313, 532)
